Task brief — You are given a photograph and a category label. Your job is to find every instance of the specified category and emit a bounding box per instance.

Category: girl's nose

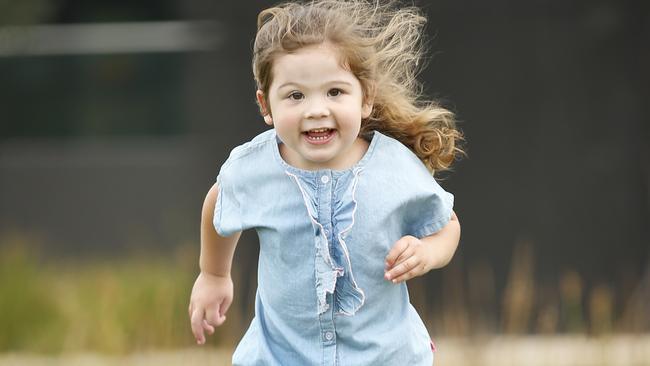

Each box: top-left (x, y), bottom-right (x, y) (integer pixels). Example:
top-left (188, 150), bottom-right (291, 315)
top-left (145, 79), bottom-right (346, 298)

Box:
top-left (303, 98), bottom-right (330, 119)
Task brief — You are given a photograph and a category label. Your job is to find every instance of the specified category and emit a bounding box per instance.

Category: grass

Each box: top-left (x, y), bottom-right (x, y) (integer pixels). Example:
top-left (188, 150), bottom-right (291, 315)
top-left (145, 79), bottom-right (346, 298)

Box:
top-left (0, 244), bottom-right (61, 352)
top-left (0, 240), bottom-right (224, 354)
top-left (0, 234), bottom-right (648, 361)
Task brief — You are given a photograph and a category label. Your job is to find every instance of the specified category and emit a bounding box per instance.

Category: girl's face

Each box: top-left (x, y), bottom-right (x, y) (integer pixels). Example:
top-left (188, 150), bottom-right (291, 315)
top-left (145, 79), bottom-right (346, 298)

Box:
top-left (257, 44), bottom-right (373, 171)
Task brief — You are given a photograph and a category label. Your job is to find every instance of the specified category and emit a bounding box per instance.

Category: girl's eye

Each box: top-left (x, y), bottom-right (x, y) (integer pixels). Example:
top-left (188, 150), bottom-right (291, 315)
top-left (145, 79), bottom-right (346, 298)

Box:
top-left (288, 92), bottom-right (304, 100)
top-left (328, 88), bottom-right (342, 97)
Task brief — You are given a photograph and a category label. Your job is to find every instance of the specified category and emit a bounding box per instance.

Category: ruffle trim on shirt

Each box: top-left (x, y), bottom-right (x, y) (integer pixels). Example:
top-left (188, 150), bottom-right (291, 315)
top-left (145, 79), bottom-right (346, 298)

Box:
top-left (331, 167), bottom-right (365, 315)
top-left (286, 168), bottom-right (366, 316)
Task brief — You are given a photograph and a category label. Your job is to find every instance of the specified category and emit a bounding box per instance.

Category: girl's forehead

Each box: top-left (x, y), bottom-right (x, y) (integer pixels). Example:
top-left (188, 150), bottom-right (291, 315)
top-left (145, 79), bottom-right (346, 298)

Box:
top-left (271, 44), bottom-right (353, 81)
top-left (273, 62), bottom-right (354, 88)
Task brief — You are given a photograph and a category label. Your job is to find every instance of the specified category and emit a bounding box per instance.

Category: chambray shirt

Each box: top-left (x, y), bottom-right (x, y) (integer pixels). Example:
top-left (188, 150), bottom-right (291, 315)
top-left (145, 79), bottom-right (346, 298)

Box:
top-left (214, 129), bottom-right (454, 366)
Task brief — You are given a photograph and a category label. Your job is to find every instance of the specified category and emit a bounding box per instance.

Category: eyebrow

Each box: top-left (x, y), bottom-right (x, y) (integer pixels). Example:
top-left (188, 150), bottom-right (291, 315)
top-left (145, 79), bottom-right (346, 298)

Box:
top-left (276, 80), bottom-right (354, 90)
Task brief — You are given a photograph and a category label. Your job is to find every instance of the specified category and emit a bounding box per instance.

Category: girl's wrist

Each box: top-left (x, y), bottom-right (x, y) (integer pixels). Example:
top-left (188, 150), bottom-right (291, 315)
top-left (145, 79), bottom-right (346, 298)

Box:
top-left (200, 269), bottom-right (231, 279)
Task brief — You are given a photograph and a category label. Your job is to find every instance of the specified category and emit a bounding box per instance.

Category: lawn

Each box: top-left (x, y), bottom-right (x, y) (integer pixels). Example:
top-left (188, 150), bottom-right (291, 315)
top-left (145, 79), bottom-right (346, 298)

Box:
top-left (1, 336), bottom-right (649, 366)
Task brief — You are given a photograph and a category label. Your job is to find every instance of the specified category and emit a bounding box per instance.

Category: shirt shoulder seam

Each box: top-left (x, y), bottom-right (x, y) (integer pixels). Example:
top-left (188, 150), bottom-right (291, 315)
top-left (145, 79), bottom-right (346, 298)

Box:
top-left (222, 130), bottom-right (275, 171)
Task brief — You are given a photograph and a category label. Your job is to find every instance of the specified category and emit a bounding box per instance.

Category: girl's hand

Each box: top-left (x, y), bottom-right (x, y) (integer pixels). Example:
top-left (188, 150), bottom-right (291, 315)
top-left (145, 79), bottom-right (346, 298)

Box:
top-left (188, 272), bottom-right (233, 345)
top-left (384, 235), bottom-right (437, 284)
top-left (384, 214), bottom-right (461, 283)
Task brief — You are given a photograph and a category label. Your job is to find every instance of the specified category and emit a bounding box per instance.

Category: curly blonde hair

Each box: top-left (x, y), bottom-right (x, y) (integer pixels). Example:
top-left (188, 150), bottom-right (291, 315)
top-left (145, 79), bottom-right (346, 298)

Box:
top-left (252, 0), bottom-right (465, 174)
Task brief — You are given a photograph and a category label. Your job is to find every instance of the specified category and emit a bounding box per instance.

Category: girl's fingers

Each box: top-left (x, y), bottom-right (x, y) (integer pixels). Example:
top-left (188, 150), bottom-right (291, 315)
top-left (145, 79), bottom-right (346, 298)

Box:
top-left (390, 241), bottom-right (415, 270)
top-left (385, 251), bottom-right (410, 280)
top-left (386, 256), bottom-right (420, 283)
top-left (392, 268), bottom-right (417, 283)
top-left (190, 308), bottom-right (206, 345)
top-left (385, 237), bottom-right (411, 267)
top-left (206, 304), bottom-right (226, 327)
top-left (220, 296), bottom-right (233, 318)
top-left (203, 319), bottom-right (215, 335)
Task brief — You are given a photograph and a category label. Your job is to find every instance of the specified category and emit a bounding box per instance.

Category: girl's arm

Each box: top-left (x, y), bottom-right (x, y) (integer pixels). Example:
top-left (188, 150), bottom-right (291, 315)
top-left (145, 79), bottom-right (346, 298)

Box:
top-left (189, 182), bottom-right (242, 345)
top-left (384, 211), bottom-right (460, 284)
top-left (199, 182), bottom-right (241, 277)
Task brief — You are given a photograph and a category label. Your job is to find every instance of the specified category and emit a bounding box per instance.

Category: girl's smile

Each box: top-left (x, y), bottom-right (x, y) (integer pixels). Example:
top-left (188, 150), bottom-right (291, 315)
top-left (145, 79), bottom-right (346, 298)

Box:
top-left (303, 128), bottom-right (336, 144)
top-left (256, 43), bottom-right (373, 171)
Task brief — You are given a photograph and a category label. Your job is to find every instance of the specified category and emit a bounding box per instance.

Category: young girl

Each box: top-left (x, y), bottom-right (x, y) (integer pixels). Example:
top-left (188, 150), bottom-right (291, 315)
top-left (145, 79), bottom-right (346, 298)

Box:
top-left (189, 1), bottom-right (464, 364)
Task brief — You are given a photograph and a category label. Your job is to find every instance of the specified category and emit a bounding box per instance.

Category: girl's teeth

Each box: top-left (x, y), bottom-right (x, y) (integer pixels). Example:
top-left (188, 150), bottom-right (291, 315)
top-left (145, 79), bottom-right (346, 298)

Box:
top-left (305, 129), bottom-right (333, 141)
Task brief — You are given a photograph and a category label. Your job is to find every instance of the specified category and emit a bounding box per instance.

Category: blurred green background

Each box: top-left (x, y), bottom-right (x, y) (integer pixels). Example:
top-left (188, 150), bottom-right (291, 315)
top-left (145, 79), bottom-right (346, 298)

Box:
top-left (0, 0), bottom-right (648, 364)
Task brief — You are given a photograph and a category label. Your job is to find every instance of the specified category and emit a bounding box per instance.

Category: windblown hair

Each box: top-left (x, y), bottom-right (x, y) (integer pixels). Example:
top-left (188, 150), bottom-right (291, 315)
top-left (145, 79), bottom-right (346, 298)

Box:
top-left (253, 0), bottom-right (464, 174)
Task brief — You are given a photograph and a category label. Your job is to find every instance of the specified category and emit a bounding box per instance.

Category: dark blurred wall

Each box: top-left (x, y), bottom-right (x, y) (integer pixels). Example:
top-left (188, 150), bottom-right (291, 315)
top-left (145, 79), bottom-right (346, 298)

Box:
top-left (0, 0), bottom-right (648, 316)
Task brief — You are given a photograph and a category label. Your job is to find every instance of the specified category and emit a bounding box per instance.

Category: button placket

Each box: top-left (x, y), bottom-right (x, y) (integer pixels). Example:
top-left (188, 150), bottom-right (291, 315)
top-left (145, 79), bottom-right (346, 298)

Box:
top-left (316, 173), bottom-right (337, 365)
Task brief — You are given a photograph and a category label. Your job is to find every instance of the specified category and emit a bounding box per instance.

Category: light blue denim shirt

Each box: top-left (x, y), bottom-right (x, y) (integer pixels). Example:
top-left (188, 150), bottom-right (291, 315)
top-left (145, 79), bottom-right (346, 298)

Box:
top-left (214, 129), bottom-right (454, 366)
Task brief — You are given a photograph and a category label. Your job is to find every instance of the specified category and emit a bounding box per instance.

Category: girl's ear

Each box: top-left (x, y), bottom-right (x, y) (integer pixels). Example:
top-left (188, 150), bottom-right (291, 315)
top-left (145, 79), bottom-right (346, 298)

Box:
top-left (256, 90), bottom-right (273, 126)
top-left (361, 100), bottom-right (373, 119)
top-left (361, 98), bottom-right (373, 119)
top-left (361, 84), bottom-right (376, 119)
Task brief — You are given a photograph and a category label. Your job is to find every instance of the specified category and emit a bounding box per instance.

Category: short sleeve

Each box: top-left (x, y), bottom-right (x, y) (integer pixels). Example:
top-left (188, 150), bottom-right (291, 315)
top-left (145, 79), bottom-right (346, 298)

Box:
top-left (213, 163), bottom-right (243, 237)
top-left (373, 133), bottom-right (456, 239)
top-left (406, 180), bottom-right (454, 238)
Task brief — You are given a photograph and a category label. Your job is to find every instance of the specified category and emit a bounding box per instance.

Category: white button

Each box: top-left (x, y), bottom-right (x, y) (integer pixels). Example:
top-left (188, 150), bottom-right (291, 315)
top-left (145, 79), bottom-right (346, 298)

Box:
top-left (321, 175), bottom-right (330, 184)
top-left (324, 331), bottom-right (334, 341)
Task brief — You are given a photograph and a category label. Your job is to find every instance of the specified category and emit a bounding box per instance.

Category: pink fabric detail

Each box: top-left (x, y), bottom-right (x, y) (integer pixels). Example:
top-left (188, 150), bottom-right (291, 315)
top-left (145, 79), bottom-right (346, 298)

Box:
top-left (430, 339), bottom-right (436, 352)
